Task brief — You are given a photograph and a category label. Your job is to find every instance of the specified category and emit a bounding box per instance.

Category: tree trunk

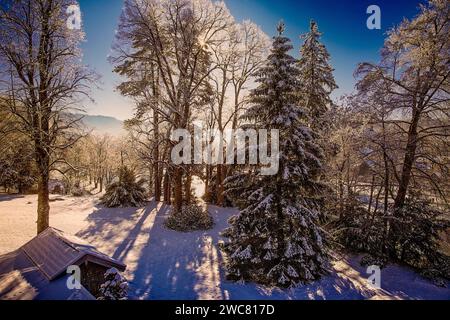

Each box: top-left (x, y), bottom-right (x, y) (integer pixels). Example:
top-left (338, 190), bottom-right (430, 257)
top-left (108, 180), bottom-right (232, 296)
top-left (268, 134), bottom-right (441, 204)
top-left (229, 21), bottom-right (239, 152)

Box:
top-left (215, 70), bottom-right (226, 206)
top-left (367, 174), bottom-right (375, 214)
top-left (204, 165), bottom-right (210, 202)
top-left (185, 168), bottom-right (192, 204)
top-left (394, 109), bottom-right (420, 209)
top-left (152, 66), bottom-right (161, 202)
top-left (154, 163), bottom-right (161, 202)
top-left (173, 167), bottom-right (183, 213)
top-left (163, 170), bottom-right (171, 204)
top-left (383, 153), bottom-right (390, 215)
top-left (364, 186), bottom-right (383, 244)
top-left (148, 166), bottom-right (153, 199)
top-left (217, 164), bottom-right (224, 206)
top-left (338, 173), bottom-right (344, 219)
top-left (37, 173), bottom-right (49, 234)
top-left (383, 151), bottom-right (390, 249)
top-left (99, 176), bottom-right (103, 193)
top-left (373, 185), bottom-right (383, 215)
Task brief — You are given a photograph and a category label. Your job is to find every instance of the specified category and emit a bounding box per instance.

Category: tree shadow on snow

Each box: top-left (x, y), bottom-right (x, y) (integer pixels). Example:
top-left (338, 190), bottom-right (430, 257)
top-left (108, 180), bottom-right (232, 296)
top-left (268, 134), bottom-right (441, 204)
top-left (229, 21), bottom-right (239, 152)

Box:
top-left (128, 205), bottom-right (232, 300)
top-left (0, 194), bottom-right (25, 202)
top-left (76, 202), bottom-right (158, 260)
top-left (76, 202), bottom-right (450, 300)
top-left (124, 205), bottom-right (372, 300)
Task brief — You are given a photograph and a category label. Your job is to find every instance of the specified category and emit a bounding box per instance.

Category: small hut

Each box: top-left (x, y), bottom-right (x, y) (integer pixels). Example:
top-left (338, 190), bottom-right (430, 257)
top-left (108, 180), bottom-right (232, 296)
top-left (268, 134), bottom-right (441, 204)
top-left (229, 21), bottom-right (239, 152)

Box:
top-left (0, 227), bottom-right (126, 300)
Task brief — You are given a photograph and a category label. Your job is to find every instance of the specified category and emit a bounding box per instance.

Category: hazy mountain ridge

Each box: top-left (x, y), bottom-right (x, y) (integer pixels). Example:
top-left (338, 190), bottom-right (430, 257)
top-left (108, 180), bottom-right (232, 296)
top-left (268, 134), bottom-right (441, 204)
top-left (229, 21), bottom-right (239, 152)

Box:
top-left (77, 114), bottom-right (125, 136)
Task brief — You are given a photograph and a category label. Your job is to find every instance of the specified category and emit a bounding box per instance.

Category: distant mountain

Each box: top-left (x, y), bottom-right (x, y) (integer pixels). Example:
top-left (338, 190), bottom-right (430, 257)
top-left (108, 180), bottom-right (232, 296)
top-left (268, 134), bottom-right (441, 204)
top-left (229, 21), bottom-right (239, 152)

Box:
top-left (77, 114), bottom-right (125, 136)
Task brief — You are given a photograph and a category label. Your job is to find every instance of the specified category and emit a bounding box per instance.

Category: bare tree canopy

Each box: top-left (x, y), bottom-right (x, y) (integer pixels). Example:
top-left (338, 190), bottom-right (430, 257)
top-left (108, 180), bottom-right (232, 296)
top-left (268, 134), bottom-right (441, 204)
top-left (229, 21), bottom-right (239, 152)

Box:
top-left (0, 0), bottom-right (95, 233)
top-left (355, 0), bottom-right (450, 209)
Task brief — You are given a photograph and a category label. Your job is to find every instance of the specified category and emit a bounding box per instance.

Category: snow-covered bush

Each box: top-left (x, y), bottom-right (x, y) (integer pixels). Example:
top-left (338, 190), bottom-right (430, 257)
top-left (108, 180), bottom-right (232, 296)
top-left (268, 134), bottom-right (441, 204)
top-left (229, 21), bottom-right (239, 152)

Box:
top-left (387, 201), bottom-right (448, 269)
top-left (420, 253), bottom-right (450, 287)
top-left (101, 166), bottom-right (147, 207)
top-left (165, 203), bottom-right (213, 232)
top-left (332, 198), bottom-right (385, 254)
top-left (97, 268), bottom-right (128, 300)
top-left (421, 267), bottom-right (448, 287)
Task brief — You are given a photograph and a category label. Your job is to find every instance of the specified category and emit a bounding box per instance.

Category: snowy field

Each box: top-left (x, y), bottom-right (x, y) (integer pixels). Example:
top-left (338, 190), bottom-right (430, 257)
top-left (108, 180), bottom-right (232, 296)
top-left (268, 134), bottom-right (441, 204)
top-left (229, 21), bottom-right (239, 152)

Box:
top-left (0, 194), bottom-right (449, 300)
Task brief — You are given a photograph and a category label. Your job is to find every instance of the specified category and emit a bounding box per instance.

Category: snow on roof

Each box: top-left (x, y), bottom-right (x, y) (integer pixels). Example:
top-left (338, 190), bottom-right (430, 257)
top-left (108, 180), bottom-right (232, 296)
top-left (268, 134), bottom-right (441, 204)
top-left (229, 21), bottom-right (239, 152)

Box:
top-left (0, 249), bottom-right (95, 300)
top-left (21, 227), bottom-right (126, 281)
top-left (0, 270), bottom-right (37, 300)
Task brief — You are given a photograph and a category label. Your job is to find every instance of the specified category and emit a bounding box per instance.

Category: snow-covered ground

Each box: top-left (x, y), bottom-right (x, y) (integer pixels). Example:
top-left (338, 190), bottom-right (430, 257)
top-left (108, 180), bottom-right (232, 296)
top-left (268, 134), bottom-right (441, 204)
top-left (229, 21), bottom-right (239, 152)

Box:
top-left (0, 194), bottom-right (449, 300)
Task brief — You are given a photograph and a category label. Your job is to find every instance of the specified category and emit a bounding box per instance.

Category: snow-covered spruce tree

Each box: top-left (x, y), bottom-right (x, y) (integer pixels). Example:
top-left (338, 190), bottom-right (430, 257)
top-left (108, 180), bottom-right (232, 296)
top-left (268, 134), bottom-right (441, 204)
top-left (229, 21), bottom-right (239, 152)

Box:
top-left (297, 20), bottom-right (337, 128)
top-left (97, 268), bottom-right (128, 300)
top-left (101, 166), bottom-right (147, 208)
top-left (222, 22), bottom-right (330, 288)
top-left (298, 20), bottom-right (338, 221)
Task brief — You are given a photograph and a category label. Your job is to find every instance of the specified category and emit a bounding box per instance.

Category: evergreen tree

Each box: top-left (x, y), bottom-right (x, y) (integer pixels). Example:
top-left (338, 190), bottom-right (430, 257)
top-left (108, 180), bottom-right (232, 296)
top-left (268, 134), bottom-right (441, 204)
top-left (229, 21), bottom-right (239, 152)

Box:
top-left (222, 22), bottom-right (330, 287)
top-left (101, 166), bottom-right (147, 208)
top-left (298, 20), bottom-right (337, 127)
top-left (98, 268), bottom-right (128, 300)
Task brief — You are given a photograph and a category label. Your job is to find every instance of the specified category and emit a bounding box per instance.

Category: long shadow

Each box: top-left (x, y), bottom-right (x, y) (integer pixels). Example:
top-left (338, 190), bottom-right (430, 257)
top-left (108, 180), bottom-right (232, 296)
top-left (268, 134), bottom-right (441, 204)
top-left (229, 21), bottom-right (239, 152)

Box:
top-left (196, 207), bottom-right (383, 300)
top-left (127, 205), bottom-right (234, 300)
top-left (75, 202), bottom-right (155, 257)
top-left (112, 203), bottom-right (158, 261)
top-left (0, 194), bottom-right (25, 202)
top-left (345, 255), bottom-right (450, 300)
top-left (76, 201), bottom-right (450, 300)
top-left (104, 204), bottom-right (372, 300)
top-left (201, 205), bottom-right (235, 299)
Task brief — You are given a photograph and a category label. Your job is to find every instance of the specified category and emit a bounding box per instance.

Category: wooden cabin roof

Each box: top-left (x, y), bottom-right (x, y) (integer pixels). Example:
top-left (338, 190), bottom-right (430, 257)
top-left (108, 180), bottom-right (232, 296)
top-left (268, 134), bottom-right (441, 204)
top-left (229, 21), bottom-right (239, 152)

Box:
top-left (21, 227), bottom-right (126, 280)
top-left (0, 249), bottom-right (95, 300)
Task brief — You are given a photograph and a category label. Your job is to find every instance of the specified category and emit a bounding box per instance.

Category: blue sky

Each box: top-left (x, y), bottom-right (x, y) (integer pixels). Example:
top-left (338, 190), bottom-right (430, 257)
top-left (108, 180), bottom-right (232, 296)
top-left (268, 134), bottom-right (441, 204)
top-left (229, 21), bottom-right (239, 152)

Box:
top-left (78, 0), bottom-right (425, 120)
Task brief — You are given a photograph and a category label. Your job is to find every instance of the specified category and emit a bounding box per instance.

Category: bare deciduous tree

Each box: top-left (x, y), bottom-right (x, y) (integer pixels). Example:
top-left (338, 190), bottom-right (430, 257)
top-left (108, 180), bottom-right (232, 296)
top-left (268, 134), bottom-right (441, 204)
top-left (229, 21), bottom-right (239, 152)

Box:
top-left (0, 0), bottom-right (95, 233)
top-left (356, 0), bottom-right (450, 210)
top-left (112, 0), bottom-right (234, 212)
